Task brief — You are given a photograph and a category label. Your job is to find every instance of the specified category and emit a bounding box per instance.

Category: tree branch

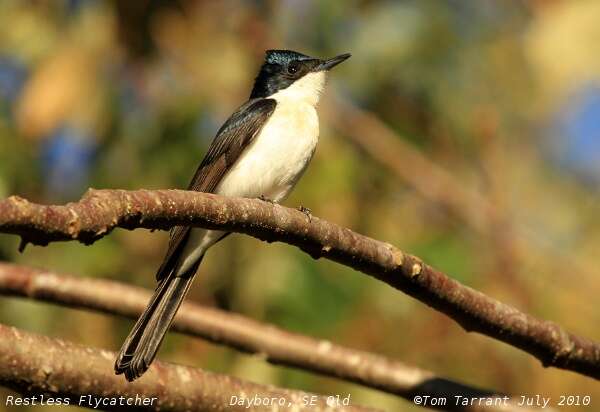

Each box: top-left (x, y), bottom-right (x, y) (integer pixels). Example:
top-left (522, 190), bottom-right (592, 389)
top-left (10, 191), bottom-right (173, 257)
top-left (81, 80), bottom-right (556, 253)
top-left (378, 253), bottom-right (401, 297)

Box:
top-left (0, 263), bottom-right (535, 412)
top-left (326, 100), bottom-right (492, 234)
top-left (0, 189), bottom-right (599, 380)
top-left (326, 100), bottom-right (598, 282)
top-left (0, 323), bottom-right (378, 412)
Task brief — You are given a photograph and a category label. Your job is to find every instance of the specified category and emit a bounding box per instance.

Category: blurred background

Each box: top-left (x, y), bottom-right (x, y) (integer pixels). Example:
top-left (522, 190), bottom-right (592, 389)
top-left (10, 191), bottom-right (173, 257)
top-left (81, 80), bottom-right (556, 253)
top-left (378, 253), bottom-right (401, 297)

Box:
top-left (1, 0), bottom-right (599, 410)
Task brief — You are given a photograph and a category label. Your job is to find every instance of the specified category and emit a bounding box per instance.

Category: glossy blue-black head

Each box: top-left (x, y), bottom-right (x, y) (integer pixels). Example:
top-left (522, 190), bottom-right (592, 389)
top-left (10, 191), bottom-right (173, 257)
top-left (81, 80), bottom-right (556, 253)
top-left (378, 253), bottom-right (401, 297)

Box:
top-left (250, 49), bottom-right (351, 99)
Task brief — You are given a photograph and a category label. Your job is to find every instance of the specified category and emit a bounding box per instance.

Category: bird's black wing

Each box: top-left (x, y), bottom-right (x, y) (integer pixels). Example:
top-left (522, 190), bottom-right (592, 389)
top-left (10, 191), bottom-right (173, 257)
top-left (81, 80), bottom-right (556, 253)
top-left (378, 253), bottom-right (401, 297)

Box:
top-left (155, 98), bottom-right (276, 281)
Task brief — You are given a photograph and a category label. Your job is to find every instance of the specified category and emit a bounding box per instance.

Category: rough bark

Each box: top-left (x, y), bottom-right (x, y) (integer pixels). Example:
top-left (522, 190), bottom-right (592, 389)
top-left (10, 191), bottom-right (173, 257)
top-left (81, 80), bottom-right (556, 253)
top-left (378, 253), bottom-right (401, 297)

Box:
top-left (0, 263), bottom-right (537, 412)
top-left (0, 189), bottom-right (598, 381)
top-left (0, 323), bottom-right (379, 412)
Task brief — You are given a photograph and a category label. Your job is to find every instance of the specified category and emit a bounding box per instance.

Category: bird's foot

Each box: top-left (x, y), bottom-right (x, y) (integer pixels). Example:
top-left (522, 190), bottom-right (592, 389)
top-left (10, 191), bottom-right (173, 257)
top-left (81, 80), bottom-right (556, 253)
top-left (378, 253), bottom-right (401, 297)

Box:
top-left (259, 195), bottom-right (275, 204)
top-left (298, 206), bottom-right (312, 222)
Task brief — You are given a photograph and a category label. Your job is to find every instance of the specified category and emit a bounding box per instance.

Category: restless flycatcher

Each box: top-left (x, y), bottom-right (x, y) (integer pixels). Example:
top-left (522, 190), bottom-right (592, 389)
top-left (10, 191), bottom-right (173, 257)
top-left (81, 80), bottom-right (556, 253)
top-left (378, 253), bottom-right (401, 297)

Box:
top-left (115, 49), bottom-right (351, 381)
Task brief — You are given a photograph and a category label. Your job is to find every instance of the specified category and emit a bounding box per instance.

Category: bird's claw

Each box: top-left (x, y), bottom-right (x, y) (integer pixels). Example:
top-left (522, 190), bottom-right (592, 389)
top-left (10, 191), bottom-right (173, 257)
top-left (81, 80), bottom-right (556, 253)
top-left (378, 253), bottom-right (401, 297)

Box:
top-left (259, 195), bottom-right (275, 204)
top-left (298, 206), bottom-right (312, 222)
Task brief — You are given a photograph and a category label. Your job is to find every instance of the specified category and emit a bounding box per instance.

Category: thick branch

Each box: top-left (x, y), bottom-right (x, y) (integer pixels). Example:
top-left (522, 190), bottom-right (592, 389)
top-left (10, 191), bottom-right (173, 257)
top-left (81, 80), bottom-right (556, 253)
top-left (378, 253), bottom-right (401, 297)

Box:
top-left (0, 263), bottom-right (532, 412)
top-left (0, 189), bottom-right (599, 380)
top-left (0, 323), bottom-right (377, 412)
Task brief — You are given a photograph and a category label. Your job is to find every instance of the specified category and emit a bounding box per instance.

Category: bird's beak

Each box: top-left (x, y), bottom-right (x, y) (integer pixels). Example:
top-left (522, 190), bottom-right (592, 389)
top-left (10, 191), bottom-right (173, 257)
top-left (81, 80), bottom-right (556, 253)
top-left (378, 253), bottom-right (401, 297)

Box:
top-left (314, 53), bottom-right (351, 71)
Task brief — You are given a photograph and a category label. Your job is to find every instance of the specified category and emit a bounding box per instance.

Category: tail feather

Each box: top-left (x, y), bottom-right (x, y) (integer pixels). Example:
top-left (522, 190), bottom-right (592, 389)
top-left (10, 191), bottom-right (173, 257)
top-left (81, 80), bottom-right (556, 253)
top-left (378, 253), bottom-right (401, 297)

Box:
top-left (114, 276), bottom-right (170, 372)
top-left (115, 260), bottom-right (201, 381)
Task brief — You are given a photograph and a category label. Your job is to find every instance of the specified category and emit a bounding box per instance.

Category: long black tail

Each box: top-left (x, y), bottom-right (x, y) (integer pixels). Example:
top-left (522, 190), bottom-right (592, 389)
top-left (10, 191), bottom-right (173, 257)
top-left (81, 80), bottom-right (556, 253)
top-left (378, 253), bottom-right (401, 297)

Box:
top-left (114, 259), bottom-right (201, 381)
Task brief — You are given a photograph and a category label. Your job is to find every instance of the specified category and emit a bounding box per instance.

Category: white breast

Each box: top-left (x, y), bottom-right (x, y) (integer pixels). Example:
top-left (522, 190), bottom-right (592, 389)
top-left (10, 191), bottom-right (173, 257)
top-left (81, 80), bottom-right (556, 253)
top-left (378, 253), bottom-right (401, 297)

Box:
top-left (215, 100), bottom-right (319, 202)
top-left (216, 71), bottom-right (325, 202)
top-left (177, 72), bottom-right (325, 274)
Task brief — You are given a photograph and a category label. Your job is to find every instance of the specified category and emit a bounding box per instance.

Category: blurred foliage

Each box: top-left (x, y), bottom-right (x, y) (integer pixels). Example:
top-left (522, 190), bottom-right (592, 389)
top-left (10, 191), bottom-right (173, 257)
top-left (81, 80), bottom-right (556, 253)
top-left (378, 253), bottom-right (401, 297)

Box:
top-left (1, 1), bottom-right (600, 411)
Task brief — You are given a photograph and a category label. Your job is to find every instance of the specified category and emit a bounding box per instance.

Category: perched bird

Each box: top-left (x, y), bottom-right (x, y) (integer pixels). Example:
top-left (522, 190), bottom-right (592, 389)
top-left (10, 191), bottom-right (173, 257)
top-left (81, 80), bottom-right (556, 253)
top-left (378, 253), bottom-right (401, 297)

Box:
top-left (115, 49), bottom-right (351, 381)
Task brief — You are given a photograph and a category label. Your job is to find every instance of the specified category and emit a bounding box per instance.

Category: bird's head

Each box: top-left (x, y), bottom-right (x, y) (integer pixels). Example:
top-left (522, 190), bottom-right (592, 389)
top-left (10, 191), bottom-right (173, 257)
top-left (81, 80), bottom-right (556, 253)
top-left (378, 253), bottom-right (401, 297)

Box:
top-left (250, 50), bottom-right (351, 105)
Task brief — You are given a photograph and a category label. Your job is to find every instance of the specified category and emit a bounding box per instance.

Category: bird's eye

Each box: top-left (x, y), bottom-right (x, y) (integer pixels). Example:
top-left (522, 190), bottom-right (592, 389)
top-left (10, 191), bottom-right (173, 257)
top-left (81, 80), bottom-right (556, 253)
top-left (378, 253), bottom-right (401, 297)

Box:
top-left (287, 62), bottom-right (300, 75)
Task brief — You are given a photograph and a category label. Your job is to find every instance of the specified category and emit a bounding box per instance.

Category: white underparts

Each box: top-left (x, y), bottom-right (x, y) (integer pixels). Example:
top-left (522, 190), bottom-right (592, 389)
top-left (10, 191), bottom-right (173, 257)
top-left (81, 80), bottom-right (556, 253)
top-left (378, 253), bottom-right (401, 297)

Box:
top-left (177, 71), bottom-right (326, 275)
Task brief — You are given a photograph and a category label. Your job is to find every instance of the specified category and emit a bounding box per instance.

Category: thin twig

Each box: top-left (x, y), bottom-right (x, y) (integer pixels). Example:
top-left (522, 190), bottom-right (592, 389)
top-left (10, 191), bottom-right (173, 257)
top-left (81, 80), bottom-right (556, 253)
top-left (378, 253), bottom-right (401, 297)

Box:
top-left (0, 262), bottom-right (538, 412)
top-left (326, 100), bottom-right (597, 283)
top-left (0, 189), bottom-right (598, 380)
top-left (326, 100), bottom-right (493, 234)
